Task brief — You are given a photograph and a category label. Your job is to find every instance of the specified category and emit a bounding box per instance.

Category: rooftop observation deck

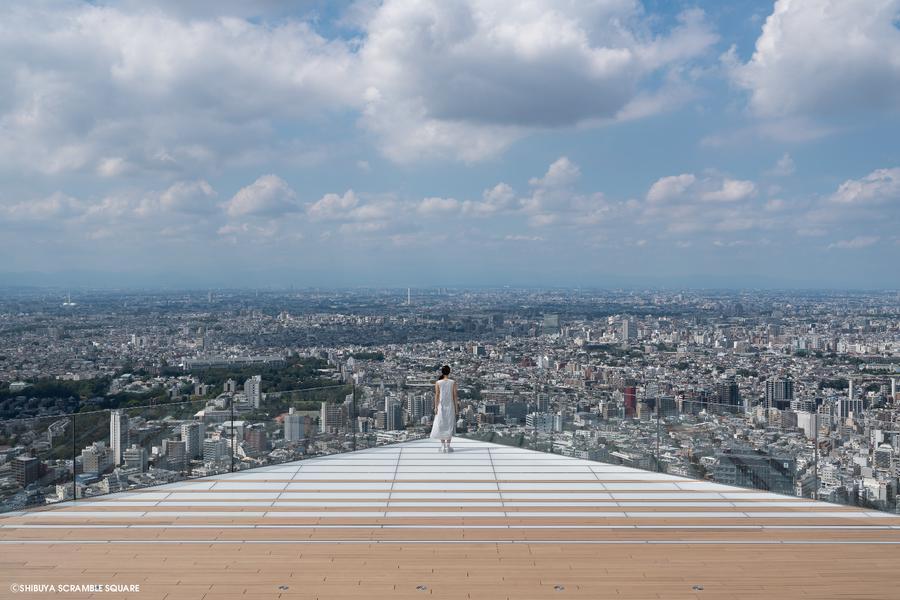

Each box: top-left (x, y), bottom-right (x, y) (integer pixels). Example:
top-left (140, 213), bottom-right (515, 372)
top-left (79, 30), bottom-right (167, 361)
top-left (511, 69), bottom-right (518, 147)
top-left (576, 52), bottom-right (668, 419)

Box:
top-left (2, 438), bottom-right (899, 600)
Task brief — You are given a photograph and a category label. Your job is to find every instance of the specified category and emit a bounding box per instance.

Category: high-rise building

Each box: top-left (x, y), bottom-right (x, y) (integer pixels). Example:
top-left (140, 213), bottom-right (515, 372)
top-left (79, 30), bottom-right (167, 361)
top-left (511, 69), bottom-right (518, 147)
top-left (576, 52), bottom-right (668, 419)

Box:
top-left (839, 390), bottom-right (864, 420)
top-left (244, 375), bottom-right (262, 409)
top-left (525, 412), bottom-right (553, 431)
top-left (409, 394), bottom-right (428, 422)
top-left (874, 444), bottom-right (893, 471)
top-left (765, 379), bottom-right (794, 410)
top-left (203, 438), bottom-right (229, 463)
top-left (80, 442), bottom-right (113, 474)
top-left (620, 318), bottom-right (637, 343)
top-left (623, 386), bottom-right (637, 418)
top-left (223, 378), bottom-right (238, 393)
top-left (320, 402), bottom-right (344, 433)
top-left (285, 407), bottom-right (305, 442)
top-left (243, 424), bottom-right (269, 454)
top-left (162, 439), bottom-right (187, 472)
top-left (13, 455), bottom-right (40, 487)
top-left (123, 444), bottom-right (148, 472)
top-left (542, 314), bottom-right (560, 336)
top-left (181, 422), bottom-right (202, 459)
top-left (716, 378), bottom-right (741, 408)
top-left (385, 398), bottom-right (403, 431)
top-left (110, 410), bottom-right (129, 466)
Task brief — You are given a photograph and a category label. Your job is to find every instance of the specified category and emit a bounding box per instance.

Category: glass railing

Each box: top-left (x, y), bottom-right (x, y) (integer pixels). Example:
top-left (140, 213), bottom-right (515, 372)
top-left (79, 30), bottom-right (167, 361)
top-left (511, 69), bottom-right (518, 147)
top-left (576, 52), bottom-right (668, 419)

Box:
top-left (458, 395), bottom-right (896, 515)
top-left (4, 385), bottom-right (893, 516)
top-left (0, 383), bottom-right (364, 512)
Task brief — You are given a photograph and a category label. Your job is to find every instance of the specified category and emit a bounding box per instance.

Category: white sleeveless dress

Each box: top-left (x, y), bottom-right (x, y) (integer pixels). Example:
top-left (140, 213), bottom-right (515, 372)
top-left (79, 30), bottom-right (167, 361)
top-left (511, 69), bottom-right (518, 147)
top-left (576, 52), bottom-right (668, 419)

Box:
top-left (430, 379), bottom-right (456, 439)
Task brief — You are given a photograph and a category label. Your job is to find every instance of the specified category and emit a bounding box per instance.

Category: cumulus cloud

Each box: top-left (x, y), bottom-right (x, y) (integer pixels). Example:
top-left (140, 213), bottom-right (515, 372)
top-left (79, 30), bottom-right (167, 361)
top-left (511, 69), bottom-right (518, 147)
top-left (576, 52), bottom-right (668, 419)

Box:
top-left (0, 2), bottom-right (358, 176)
top-left (729, 0), bottom-right (900, 119)
top-left (159, 180), bottom-right (217, 214)
top-left (307, 191), bottom-right (360, 220)
top-left (642, 172), bottom-right (761, 235)
top-left (829, 168), bottom-right (900, 205)
top-left (647, 174), bottom-right (696, 204)
top-left (357, 0), bottom-right (717, 161)
top-left (646, 173), bottom-right (755, 204)
top-left (418, 197), bottom-right (460, 215)
top-left (225, 175), bottom-right (299, 218)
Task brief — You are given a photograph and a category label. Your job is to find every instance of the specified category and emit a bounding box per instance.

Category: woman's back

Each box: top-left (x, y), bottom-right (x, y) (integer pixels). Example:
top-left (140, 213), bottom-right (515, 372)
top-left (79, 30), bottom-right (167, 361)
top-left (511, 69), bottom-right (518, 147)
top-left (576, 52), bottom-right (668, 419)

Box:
top-left (437, 378), bottom-right (454, 403)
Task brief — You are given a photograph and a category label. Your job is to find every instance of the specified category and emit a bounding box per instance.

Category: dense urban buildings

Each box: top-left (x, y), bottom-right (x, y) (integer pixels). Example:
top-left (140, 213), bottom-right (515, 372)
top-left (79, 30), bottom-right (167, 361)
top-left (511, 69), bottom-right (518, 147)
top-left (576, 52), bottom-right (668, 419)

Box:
top-left (0, 287), bottom-right (898, 514)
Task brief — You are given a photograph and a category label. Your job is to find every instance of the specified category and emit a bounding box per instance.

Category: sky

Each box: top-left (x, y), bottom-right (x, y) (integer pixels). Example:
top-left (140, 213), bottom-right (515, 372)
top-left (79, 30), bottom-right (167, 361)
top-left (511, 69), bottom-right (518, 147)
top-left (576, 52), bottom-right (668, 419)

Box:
top-left (1, 0), bottom-right (899, 289)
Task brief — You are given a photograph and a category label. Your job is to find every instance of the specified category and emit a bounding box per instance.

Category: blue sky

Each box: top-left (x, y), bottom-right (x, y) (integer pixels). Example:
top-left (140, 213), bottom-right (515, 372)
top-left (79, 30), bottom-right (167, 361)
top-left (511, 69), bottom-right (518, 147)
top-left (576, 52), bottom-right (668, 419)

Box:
top-left (1, 0), bottom-right (899, 288)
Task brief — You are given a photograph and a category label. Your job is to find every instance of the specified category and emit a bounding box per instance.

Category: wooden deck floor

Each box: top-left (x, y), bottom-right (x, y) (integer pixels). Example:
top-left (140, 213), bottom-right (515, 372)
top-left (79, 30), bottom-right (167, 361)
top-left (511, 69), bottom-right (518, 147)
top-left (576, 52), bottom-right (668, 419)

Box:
top-left (2, 438), bottom-right (899, 599)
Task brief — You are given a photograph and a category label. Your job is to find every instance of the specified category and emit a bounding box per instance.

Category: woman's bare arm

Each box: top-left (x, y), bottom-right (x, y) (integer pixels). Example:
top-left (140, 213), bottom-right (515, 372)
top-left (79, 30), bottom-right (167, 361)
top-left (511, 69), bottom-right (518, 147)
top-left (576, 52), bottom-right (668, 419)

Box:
top-left (434, 382), bottom-right (440, 413)
top-left (453, 381), bottom-right (459, 414)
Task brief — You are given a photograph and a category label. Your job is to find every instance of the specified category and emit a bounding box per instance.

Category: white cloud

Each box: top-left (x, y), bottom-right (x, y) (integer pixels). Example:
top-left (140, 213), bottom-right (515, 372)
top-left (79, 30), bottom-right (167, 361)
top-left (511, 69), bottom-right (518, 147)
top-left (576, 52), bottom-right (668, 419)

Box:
top-left (307, 191), bottom-right (360, 220)
top-left (529, 157), bottom-right (580, 189)
top-left (0, 3), bottom-right (359, 176)
top-left (701, 179), bottom-right (756, 203)
top-left (159, 180), bottom-right (217, 214)
top-left (647, 174), bottom-right (696, 203)
top-left (646, 173), bottom-right (755, 204)
top-left (828, 236), bottom-right (880, 250)
top-left (729, 0), bottom-right (900, 119)
top-left (1, 192), bottom-right (84, 222)
top-left (358, 0), bottom-right (717, 161)
top-left (418, 197), bottom-right (460, 215)
top-left (829, 168), bottom-right (900, 205)
top-left (225, 175), bottom-right (299, 218)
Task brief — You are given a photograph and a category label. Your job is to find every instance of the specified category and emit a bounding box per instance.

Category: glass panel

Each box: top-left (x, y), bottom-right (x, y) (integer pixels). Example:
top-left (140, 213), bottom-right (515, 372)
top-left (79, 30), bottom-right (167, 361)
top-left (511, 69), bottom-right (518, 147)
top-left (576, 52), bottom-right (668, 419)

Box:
top-left (0, 414), bottom-right (75, 512)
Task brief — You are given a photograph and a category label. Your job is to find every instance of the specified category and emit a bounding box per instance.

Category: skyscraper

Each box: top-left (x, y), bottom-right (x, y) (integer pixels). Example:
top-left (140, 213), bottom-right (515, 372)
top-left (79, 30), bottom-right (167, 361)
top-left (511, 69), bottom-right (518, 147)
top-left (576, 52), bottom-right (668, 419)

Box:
top-left (542, 314), bottom-right (560, 336)
top-left (620, 318), bottom-right (637, 343)
top-left (162, 439), bottom-right (187, 472)
top-left (320, 402), bottom-right (344, 433)
top-left (716, 378), bottom-right (741, 408)
top-left (623, 386), bottom-right (637, 418)
top-left (285, 407), bottom-right (305, 442)
top-left (244, 375), bottom-right (262, 409)
top-left (110, 410), bottom-right (129, 466)
top-left (386, 398), bottom-right (404, 431)
top-left (181, 422), bottom-right (202, 459)
top-left (765, 379), bottom-right (794, 411)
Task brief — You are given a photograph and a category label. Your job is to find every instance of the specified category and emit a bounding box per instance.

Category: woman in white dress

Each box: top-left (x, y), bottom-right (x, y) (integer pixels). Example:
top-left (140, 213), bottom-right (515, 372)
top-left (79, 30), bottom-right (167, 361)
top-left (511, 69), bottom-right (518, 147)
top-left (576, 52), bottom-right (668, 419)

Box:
top-left (430, 365), bottom-right (459, 452)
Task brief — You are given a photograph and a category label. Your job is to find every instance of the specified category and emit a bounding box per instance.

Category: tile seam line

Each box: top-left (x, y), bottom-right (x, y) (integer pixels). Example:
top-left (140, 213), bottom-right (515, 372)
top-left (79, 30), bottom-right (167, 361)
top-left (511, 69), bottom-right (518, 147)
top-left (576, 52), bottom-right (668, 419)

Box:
top-left (3, 539), bottom-right (900, 545)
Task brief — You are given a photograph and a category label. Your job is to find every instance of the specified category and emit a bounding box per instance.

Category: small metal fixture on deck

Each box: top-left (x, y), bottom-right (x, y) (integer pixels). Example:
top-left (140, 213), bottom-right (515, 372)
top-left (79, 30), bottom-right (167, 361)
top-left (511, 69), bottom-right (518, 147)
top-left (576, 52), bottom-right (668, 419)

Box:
top-left (278, 585), bottom-right (290, 590)
top-left (554, 585), bottom-right (565, 592)
top-left (692, 584), bottom-right (704, 591)
top-left (416, 584), bottom-right (428, 591)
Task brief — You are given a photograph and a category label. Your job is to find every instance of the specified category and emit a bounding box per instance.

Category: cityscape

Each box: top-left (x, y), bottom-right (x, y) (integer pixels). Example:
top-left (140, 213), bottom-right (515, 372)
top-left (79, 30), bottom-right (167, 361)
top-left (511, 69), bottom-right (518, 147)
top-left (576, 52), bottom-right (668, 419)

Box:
top-left (2, 288), bottom-right (898, 514)
top-left (2, 0), bottom-right (900, 597)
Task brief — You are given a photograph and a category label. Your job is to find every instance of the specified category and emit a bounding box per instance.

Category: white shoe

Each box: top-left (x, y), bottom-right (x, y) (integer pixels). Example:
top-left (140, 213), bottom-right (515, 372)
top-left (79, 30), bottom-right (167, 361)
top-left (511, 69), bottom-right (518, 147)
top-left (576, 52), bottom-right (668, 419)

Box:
top-left (438, 446), bottom-right (446, 453)
top-left (445, 446), bottom-right (454, 453)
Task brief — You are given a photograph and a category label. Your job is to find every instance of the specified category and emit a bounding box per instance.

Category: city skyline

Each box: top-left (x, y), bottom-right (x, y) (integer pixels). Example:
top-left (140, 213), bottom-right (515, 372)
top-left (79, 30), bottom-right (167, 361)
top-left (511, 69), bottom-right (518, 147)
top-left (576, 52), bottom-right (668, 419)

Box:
top-left (2, 0), bottom-right (899, 288)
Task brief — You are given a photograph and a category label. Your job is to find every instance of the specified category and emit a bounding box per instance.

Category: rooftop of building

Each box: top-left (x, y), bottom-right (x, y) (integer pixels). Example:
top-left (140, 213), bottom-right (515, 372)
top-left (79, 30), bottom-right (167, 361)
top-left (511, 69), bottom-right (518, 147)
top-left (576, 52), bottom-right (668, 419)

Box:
top-left (2, 437), bottom-right (899, 599)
